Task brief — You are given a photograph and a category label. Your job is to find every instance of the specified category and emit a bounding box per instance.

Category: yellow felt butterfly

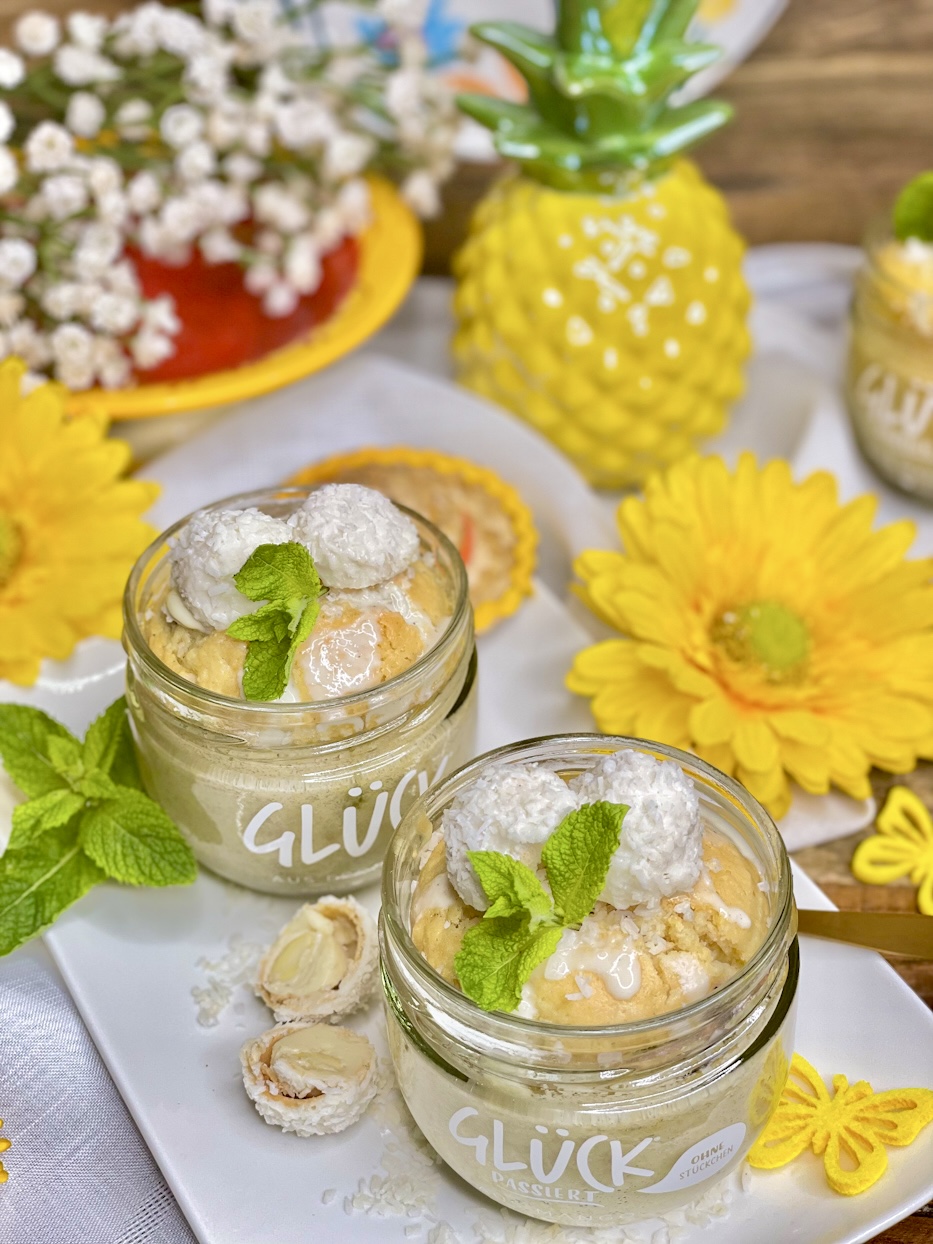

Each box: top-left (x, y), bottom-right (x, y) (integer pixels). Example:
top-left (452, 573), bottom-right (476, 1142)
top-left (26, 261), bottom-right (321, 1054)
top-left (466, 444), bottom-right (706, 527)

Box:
top-left (851, 785), bottom-right (933, 915)
top-left (748, 1054), bottom-right (933, 1195)
top-left (0, 1119), bottom-right (9, 1184)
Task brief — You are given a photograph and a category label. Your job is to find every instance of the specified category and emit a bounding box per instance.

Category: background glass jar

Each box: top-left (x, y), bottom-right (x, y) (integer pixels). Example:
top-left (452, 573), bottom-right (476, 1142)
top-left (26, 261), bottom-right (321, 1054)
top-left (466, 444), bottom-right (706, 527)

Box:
top-left (123, 487), bottom-right (477, 896)
top-left (847, 218), bottom-right (933, 501)
top-left (381, 735), bottom-right (797, 1228)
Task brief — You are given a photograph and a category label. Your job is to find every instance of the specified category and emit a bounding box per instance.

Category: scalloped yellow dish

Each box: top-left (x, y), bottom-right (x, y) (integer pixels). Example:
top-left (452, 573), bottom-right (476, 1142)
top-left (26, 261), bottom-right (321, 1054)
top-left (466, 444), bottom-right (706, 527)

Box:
top-left (286, 446), bottom-right (538, 633)
top-left (65, 178), bottom-right (421, 422)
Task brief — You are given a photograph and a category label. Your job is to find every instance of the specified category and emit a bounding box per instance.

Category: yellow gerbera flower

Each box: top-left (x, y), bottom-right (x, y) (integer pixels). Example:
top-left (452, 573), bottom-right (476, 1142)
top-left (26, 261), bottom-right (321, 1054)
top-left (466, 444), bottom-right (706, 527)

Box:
top-left (0, 359), bottom-right (158, 686)
top-left (567, 453), bottom-right (933, 818)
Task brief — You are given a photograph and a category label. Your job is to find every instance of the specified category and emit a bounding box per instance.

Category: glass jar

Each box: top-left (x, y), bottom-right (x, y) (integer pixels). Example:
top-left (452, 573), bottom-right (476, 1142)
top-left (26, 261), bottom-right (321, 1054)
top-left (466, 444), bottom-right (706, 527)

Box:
top-left (847, 219), bottom-right (933, 500)
top-left (123, 487), bottom-right (477, 896)
top-left (381, 735), bottom-right (797, 1227)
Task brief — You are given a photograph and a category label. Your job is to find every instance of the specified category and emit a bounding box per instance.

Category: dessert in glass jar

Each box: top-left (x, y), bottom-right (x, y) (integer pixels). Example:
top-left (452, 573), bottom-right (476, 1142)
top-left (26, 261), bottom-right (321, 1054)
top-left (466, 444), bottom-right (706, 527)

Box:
top-left (847, 206), bottom-right (933, 500)
top-left (381, 735), bottom-right (797, 1226)
top-left (123, 484), bottom-right (477, 895)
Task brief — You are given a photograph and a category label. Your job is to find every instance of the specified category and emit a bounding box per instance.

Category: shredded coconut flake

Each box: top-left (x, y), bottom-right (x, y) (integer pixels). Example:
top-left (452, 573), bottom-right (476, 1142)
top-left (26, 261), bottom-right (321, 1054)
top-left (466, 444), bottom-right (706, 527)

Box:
top-left (289, 483), bottom-right (419, 589)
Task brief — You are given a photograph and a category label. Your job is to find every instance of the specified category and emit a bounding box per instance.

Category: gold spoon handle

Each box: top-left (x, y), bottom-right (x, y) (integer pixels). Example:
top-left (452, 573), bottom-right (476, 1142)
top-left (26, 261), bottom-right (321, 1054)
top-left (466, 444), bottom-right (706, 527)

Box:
top-left (797, 909), bottom-right (933, 960)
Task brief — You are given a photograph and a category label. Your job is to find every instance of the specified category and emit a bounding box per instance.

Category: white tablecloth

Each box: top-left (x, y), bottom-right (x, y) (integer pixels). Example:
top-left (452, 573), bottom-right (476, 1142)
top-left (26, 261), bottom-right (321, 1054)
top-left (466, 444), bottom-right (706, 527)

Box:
top-left (3, 243), bottom-right (921, 1244)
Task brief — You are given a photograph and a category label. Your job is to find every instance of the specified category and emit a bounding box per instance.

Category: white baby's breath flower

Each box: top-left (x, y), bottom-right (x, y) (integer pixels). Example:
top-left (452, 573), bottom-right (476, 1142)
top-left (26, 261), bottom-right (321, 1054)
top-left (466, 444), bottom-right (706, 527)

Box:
top-left (74, 221), bottom-right (122, 273)
top-left (160, 194), bottom-right (207, 243)
top-left (176, 141), bottom-right (216, 183)
top-left (0, 102), bottom-right (13, 144)
top-left (199, 227), bottom-right (241, 265)
top-left (202, 0), bottom-right (234, 26)
top-left (223, 152), bottom-right (262, 183)
top-left (96, 189), bottom-right (128, 227)
top-left (185, 52), bottom-right (229, 105)
top-left (14, 11), bottom-right (60, 57)
top-left (86, 157), bottom-right (122, 198)
top-left (325, 53), bottom-right (367, 90)
top-left (263, 280), bottom-right (299, 318)
top-left (66, 12), bottom-right (108, 52)
top-left (187, 177), bottom-right (246, 226)
top-left (41, 281), bottom-right (86, 319)
top-left (138, 215), bottom-right (177, 261)
top-left (0, 50), bottom-right (26, 89)
top-left (0, 290), bottom-right (24, 328)
top-left (41, 173), bottom-right (89, 220)
top-left (336, 179), bottom-right (371, 233)
top-left (141, 294), bottom-right (180, 336)
top-left (20, 370), bottom-right (45, 393)
top-left (273, 99), bottom-right (335, 150)
top-left (401, 169), bottom-right (440, 217)
top-left (312, 206), bottom-right (344, 251)
top-left (160, 104), bottom-right (203, 149)
top-left (253, 182), bottom-right (309, 233)
top-left (244, 261), bottom-right (276, 295)
top-left (323, 133), bottom-right (374, 180)
top-left (156, 8), bottom-right (207, 59)
top-left (0, 239), bottom-right (37, 288)
top-left (206, 105), bottom-right (241, 150)
top-left (231, 0), bottom-right (280, 47)
top-left (90, 291), bottom-right (139, 335)
top-left (56, 354), bottom-right (96, 389)
top-left (0, 145), bottom-right (17, 194)
top-left (285, 236), bottom-right (322, 295)
top-left (242, 118), bottom-right (271, 158)
top-left (105, 260), bottom-right (141, 299)
top-left (258, 64), bottom-right (294, 100)
top-left (53, 43), bottom-right (121, 85)
top-left (115, 97), bottom-right (152, 140)
top-left (385, 69), bottom-right (424, 121)
top-left (126, 169), bottom-right (162, 214)
top-left (24, 120), bottom-right (73, 172)
top-left (65, 90), bottom-right (105, 138)
top-left (93, 335), bottom-right (131, 388)
top-left (131, 327), bottom-right (175, 370)
top-left (51, 320), bottom-right (93, 364)
top-left (9, 320), bottom-right (51, 368)
top-left (256, 228), bottom-right (282, 256)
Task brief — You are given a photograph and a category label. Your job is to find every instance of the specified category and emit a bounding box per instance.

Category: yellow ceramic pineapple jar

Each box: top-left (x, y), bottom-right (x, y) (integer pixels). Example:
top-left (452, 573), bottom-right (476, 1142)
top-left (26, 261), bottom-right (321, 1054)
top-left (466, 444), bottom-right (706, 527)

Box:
top-left (453, 1), bottom-right (751, 490)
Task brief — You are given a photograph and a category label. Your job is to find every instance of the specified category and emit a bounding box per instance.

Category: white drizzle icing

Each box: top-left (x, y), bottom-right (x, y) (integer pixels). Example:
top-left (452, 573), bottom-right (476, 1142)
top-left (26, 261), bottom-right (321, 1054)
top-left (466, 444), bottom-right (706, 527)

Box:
top-left (544, 923), bottom-right (641, 1001)
top-left (695, 866), bottom-right (752, 929)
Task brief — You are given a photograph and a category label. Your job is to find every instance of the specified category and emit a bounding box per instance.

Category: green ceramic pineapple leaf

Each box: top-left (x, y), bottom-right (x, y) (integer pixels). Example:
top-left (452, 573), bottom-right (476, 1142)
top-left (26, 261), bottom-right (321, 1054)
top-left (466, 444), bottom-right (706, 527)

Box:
top-left (458, 0), bottom-right (731, 189)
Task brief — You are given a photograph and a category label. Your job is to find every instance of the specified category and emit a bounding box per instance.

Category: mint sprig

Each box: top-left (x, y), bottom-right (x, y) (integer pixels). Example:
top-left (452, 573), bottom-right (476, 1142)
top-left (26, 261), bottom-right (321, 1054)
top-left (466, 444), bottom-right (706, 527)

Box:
top-left (454, 800), bottom-right (628, 1013)
top-left (226, 542), bottom-right (326, 701)
top-left (0, 698), bottom-right (197, 955)
top-left (894, 171), bottom-right (933, 243)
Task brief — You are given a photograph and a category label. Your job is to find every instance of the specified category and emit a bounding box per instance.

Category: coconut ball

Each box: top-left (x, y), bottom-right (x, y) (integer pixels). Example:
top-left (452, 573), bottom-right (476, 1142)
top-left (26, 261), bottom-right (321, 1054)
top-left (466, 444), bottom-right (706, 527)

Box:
top-left (288, 483), bottom-right (419, 590)
top-left (570, 750), bottom-right (702, 910)
top-left (170, 507), bottom-right (293, 631)
top-left (442, 762), bottom-right (578, 910)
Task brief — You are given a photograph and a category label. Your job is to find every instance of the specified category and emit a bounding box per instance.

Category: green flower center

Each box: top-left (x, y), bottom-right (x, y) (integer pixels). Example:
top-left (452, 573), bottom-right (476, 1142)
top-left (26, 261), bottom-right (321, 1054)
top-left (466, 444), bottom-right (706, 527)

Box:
top-left (0, 512), bottom-right (22, 589)
top-left (712, 601), bottom-right (810, 683)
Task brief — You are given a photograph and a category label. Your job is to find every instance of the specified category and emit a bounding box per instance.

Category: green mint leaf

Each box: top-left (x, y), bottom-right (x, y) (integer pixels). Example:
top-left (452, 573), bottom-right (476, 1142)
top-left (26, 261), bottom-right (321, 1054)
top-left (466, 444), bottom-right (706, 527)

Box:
top-left (0, 705), bottom-right (78, 798)
top-left (468, 850), bottom-right (554, 922)
top-left (46, 735), bottom-right (84, 783)
top-left (0, 826), bottom-right (103, 956)
top-left (226, 602), bottom-right (291, 643)
top-left (541, 801), bottom-right (628, 926)
top-left (240, 634), bottom-right (293, 701)
top-left (82, 697), bottom-right (140, 789)
top-left (233, 542), bottom-right (323, 607)
top-left (76, 771), bottom-right (121, 801)
top-left (455, 914), bottom-right (563, 1013)
top-left (894, 171), bottom-right (933, 243)
top-left (7, 790), bottom-right (85, 851)
top-left (79, 790), bottom-right (197, 887)
top-left (227, 542), bottom-right (326, 702)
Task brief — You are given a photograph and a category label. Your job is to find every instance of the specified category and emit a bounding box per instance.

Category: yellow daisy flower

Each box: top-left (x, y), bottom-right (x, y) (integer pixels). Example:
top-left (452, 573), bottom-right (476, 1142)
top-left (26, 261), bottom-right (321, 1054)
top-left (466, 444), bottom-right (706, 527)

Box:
top-left (567, 453), bottom-right (933, 818)
top-left (0, 359), bottom-right (159, 686)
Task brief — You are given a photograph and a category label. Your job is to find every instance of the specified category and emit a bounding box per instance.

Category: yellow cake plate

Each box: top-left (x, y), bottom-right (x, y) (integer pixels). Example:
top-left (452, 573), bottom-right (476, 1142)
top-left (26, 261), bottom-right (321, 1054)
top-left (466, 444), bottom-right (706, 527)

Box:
top-left (65, 177), bottom-right (422, 422)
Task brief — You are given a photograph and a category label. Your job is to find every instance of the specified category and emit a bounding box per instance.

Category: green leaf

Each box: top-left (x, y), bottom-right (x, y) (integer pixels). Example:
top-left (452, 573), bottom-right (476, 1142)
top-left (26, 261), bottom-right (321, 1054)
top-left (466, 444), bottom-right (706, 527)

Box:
top-left (226, 601), bottom-right (291, 643)
top-left (541, 801), bottom-right (627, 926)
top-left (79, 789), bottom-right (197, 887)
top-left (0, 705), bottom-right (77, 798)
top-left (83, 697), bottom-right (137, 782)
top-left (46, 734), bottom-right (84, 782)
top-left (468, 850), bottom-right (554, 921)
top-left (76, 771), bottom-right (122, 801)
top-left (454, 914), bottom-right (563, 1012)
top-left (233, 541), bottom-right (323, 610)
top-left (894, 172), bottom-right (933, 243)
top-left (0, 826), bottom-right (103, 956)
top-left (226, 542), bottom-right (326, 702)
top-left (7, 790), bottom-right (84, 851)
